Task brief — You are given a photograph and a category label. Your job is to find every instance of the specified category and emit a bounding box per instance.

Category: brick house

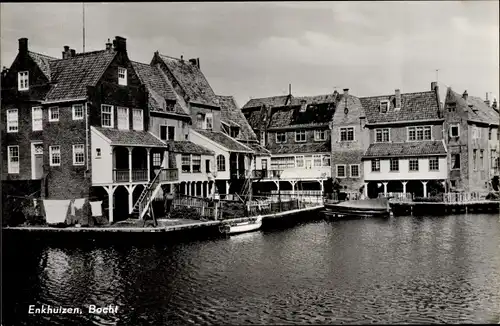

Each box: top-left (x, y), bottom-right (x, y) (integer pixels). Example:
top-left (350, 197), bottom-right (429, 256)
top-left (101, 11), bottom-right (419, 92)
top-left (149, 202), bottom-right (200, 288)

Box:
top-left (241, 93), bottom-right (337, 193)
top-left (1, 36), bottom-right (180, 223)
top-left (330, 89), bottom-right (370, 194)
top-left (443, 89), bottom-right (499, 192)
top-left (360, 83), bottom-right (447, 199)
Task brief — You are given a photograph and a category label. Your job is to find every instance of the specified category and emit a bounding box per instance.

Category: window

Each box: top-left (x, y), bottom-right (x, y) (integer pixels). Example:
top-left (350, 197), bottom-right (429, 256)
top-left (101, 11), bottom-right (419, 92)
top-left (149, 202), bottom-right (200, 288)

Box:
top-left (480, 150), bottom-right (484, 170)
top-left (8, 146), bottom-right (19, 174)
top-left (492, 149), bottom-right (498, 168)
top-left (18, 71), bottom-right (29, 90)
top-left (118, 67), bottom-right (127, 86)
top-left (271, 157), bottom-right (295, 169)
top-left (182, 155), bottom-right (191, 173)
top-left (409, 158), bottom-right (419, 171)
top-left (408, 126), bottom-right (432, 141)
top-left (489, 128), bottom-right (492, 140)
top-left (350, 164), bottom-right (360, 178)
top-left (72, 104), bottom-right (84, 120)
top-left (96, 148), bottom-right (101, 159)
top-left (375, 128), bottom-right (390, 142)
top-left (230, 127), bottom-right (239, 138)
top-left (7, 109), bottom-right (18, 133)
top-left (390, 158), bottom-right (399, 171)
top-left (101, 105), bottom-right (113, 128)
top-left (340, 127), bottom-right (354, 141)
top-left (192, 155), bottom-right (201, 172)
top-left (471, 126), bottom-right (482, 139)
top-left (313, 155), bottom-right (322, 167)
top-left (168, 126), bottom-right (175, 141)
top-left (160, 126), bottom-right (168, 140)
top-left (117, 107), bottom-right (129, 130)
top-left (205, 113), bottom-right (213, 130)
top-left (473, 149), bottom-right (477, 170)
top-left (452, 154), bottom-right (460, 169)
top-left (50, 146), bottom-right (61, 166)
top-left (260, 131), bottom-right (266, 146)
top-left (276, 132), bottom-right (286, 143)
top-left (32, 107), bottom-right (43, 131)
top-left (371, 159), bottom-right (380, 172)
top-left (336, 165), bottom-right (346, 178)
top-left (295, 155), bottom-right (304, 168)
top-left (217, 155), bottom-right (226, 171)
top-left (153, 153), bottom-right (161, 166)
top-left (73, 144), bottom-right (85, 166)
top-left (322, 155), bottom-right (331, 167)
top-left (295, 130), bottom-right (306, 142)
top-left (133, 109), bottom-right (143, 131)
top-left (49, 107), bottom-right (59, 122)
top-left (314, 130), bottom-right (326, 141)
top-left (450, 124), bottom-right (459, 137)
top-left (429, 157), bottom-right (439, 171)
top-left (379, 100), bottom-right (389, 113)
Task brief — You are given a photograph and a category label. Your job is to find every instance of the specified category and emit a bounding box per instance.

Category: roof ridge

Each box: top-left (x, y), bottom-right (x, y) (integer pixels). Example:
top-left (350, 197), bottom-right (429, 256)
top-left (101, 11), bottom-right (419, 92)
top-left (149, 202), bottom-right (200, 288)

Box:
top-left (360, 90), bottom-right (434, 99)
top-left (158, 53), bottom-right (183, 61)
top-left (28, 51), bottom-right (58, 61)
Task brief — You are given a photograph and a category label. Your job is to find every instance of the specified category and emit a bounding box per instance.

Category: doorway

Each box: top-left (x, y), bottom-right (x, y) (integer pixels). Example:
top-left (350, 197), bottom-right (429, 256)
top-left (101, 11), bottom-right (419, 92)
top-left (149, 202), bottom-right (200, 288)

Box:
top-left (31, 142), bottom-right (44, 179)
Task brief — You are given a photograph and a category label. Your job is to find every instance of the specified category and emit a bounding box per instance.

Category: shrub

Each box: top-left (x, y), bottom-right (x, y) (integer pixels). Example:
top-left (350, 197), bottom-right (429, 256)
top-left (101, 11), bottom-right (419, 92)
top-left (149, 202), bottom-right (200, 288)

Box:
top-left (170, 206), bottom-right (201, 220)
top-left (221, 202), bottom-right (245, 219)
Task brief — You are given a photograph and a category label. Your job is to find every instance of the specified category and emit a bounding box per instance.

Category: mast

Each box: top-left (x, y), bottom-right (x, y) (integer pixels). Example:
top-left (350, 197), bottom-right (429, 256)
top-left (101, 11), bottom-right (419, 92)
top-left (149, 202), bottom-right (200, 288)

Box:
top-left (82, 2), bottom-right (86, 53)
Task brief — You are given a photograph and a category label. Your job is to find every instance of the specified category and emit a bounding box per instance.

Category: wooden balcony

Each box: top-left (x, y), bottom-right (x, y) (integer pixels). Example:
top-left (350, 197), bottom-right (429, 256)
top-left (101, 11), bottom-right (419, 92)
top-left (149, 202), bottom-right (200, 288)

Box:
top-left (112, 169), bottom-right (148, 183)
top-left (252, 169), bottom-right (282, 179)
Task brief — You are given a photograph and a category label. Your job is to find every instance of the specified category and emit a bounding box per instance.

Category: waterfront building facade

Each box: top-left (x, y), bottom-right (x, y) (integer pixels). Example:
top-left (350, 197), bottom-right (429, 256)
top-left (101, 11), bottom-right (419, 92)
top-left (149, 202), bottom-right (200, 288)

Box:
top-left (360, 83), bottom-right (447, 198)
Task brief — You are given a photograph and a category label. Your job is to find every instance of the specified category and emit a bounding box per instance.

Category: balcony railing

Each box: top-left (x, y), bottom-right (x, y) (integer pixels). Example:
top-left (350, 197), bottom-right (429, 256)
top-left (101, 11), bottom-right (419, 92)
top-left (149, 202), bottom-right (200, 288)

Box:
top-left (112, 169), bottom-right (148, 183)
top-left (230, 169), bottom-right (247, 179)
top-left (252, 169), bottom-right (282, 179)
top-left (113, 169), bottom-right (129, 183)
top-left (159, 168), bottom-right (179, 182)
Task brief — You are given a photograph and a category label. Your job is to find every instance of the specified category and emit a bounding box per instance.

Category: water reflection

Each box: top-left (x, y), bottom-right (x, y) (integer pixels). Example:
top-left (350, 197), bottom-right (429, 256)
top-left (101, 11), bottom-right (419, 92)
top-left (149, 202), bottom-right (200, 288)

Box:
top-left (3, 213), bottom-right (500, 325)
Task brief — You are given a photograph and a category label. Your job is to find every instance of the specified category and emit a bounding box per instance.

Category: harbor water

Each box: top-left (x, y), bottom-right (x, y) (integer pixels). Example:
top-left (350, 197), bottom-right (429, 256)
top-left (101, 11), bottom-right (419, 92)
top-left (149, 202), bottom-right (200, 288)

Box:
top-left (3, 213), bottom-right (500, 325)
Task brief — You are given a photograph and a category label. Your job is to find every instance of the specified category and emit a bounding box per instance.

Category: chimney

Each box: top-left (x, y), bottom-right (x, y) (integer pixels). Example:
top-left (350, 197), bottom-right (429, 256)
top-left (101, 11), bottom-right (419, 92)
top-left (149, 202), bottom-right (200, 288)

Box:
top-left (462, 90), bottom-right (468, 101)
top-left (70, 49), bottom-right (76, 57)
top-left (113, 36), bottom-right (127, 52)
top-left (343, 88), bottom-right (349, 97)
top-left (188, 58), bottom-right (200, 68)
top-left (62, 45), bottom-right (71, 59)
top-left (431, 81), bottom-right (437, 91)
top-left (492, 99), bottom-right (498, 111)
top-left (180, 55), bottom-right (184, 62)
top-left (485, 92), bottom-right (490, 107)
top-left (395, 89), bottom-right (401, 109)
top-left (18, 38), bottom-right (28, 54)
top-left (105, 38), bottom-right (113, 51)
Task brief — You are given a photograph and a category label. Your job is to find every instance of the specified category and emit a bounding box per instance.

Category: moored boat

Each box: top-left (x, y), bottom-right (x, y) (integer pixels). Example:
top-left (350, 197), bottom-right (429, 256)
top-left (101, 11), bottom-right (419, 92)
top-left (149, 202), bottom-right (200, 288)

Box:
top-left (323, 198), bottom-right (391, 219)
top-left (220, 216), bottom-right (263, 235)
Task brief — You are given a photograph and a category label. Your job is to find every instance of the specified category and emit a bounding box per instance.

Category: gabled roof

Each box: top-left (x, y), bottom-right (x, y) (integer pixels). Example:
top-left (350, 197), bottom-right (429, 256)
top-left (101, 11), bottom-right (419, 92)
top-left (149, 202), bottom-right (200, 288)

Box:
top-left (243, 109), bottom-right (265, 131)
top-left (46, 50), bottom-right (116, 101)
top-left (157, 54), bottom-right (218, 107)
top-left (93, 127), bottom-right (166, 147)
top-left (195, 130), bottom-right (254, 153)
top-left (131, 61), bottom-right (187, 116)
top-left (448, 90), bottom-right (499, 126)
top-left (28, 51), bottom-right (57, 81)
top-left (363, 141), bottom-right (446, 159)
top-left (216, 95), bottom-right (257, 141)
top-left (242, 95), bottom-right (291, 110)
top-left (241, 141), bottom-right (271, 156)
top-left (291, 93), bottom-right (338, 106)
top-left (360, 91), bottom-right (440, 124)
top-left (163, 140), bottom-right (213, 155)
top-left (267, 99), bottom-right (336, 129)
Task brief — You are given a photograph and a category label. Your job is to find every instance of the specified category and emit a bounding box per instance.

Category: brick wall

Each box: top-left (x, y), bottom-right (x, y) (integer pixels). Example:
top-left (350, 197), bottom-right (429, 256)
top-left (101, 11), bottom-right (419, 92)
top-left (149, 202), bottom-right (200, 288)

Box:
top-left (267, 128), bottom-right (330, 148)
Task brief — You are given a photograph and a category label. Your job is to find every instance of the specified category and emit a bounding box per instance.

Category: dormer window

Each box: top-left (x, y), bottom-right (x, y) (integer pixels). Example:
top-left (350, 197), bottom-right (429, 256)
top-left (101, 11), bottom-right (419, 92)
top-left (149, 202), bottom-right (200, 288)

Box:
top-left (118, 67), bottom-right (127, 86)
top-left (230, 127), bottom-right (239, 138)
top-left (204, 113), bottom-right (213, 130)
top-left (379, 100), bottom-right (389, 113)
top-left (300, 100), bottom-right (307, 112)
top-left (18, 71), bottom-right (29, 91)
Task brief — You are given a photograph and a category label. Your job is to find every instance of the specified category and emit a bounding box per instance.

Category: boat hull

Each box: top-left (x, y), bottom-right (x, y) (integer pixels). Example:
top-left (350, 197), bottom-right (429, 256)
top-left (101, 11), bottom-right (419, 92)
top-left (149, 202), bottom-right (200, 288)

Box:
top-left (323, 198), bottom-right (391, 219)
top-left (222, 217), bottom-right (263, 235)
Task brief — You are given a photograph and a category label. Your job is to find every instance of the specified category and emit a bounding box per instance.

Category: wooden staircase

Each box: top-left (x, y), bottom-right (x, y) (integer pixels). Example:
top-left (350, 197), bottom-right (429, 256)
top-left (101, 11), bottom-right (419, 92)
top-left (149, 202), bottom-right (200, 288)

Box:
top-left (130, 169), bottom-right (164, 219)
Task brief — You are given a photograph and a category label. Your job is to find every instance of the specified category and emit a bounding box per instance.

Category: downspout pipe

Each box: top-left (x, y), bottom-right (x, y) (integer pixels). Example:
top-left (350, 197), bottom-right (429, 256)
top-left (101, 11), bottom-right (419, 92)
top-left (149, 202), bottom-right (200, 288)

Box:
top-left (85, 101), bottom-right (89, 172)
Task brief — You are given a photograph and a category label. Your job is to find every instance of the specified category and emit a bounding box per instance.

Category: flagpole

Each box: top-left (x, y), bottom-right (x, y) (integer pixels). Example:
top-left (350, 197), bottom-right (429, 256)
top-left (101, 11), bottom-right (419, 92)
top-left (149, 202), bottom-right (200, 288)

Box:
top-left (82, 2), bottom-right (86, 53)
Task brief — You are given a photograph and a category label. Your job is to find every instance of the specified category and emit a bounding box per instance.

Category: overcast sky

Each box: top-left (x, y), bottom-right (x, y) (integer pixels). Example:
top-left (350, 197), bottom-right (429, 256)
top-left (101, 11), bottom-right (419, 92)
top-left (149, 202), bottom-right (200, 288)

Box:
top-left (1, 2), bottom-right (498, 106)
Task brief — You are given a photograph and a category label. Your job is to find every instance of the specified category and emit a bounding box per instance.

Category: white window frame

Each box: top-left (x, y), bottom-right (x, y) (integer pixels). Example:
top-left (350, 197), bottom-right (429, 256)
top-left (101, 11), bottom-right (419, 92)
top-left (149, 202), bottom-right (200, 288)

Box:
top-left (314, 129), bottom-right (326, 141)
top-left (340, 127), bottom-right (355, 142)
top-left (295, 155), bottom-right (304, 168)
top-left (48, 107), bottom-right (59, 122)
top-left (295, 130), bottom-right (306, 143)
top-left (181, 154), bottom-right (191, 173)
top-left (117, 107), bottom-right (129, 130)
top-left (371, 159), bottom-right (380, 172)
top-left (8, 145), bottom-right (20, 174)
top-left (313, 154), bottom-right (322, 167)
top-left (375, 128), bottom-right (390, 143)
top-left (408, 126), bottom-right (432, 141)
top-left (7, 109), bottom-right (19, 133)
top-left (204, 113), bottom-right (213, 130)
top-left (32, 107), bottom-right (43, 131)
top-left (429, 157), bottom-right (439, 171)
top-left (336, 164), bottom-right (346, 178)
top-left (276, 132), bottom-right (287, 144)
top-left (389, 158), bottom-right (399, 172)
top-left (322, 155), bottom-right (331, 167)
top-left (118, 67), bottom-right (127, 86)
top-left (153, 153), bottom-right (161, 166)
top-left (18, 71), bottom-right (29, 91)
top-left (350, 164), bottom-right (360, 178)
top-left (409, 158), bottom-right (419, 172)
top-left (72, 144), bottom-right (85, 166)
top-left (192, 155), bottom-right (201, 173)
top-left (95, 148), bottom-right (102, 159)
top-left (450, 123), bottom-right (460, 137)
top-left (379, 100), bottom-right (389, 113)
top-left (217, 154), bottom-right (226, 171)
top-left (72, 104), bottom-right (84, 120)
top-left (50, 145), bottom-right (61, 167)
top-left (101, 104), bottom-right (114, 128)
top-left (167, 126), bottom-right (175, 141)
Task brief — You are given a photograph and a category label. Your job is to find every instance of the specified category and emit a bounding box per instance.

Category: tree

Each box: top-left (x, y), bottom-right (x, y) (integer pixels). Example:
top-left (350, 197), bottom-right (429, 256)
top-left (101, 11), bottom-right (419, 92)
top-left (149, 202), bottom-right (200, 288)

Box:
top-left (492, 175), bottom-right (499, 192)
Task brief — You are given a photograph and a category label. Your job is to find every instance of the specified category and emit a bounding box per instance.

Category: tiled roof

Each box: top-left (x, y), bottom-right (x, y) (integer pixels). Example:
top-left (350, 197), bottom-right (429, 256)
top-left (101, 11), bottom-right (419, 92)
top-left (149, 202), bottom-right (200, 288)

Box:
top-left (243, 109), bottom-right (264, 131)
top-left (195, 130), bottom-right (254, 153)
top-left (241, 141), bottom-right (271, 156)
top-left (360, 91), bottom-right (440, 124)
top-left (291, 93), bottom-right (338, 105)
top-left (268, 101), bottom-right (336, 129)
top-left (448, 90), bottom-right (499, 126)
top-left (157, 54), bottom-right (218, 107)
top-left (131, 61), bottom-right (187, 115)
top-left (267, 142), bottom-right (330, 155)
top-left (216, 95), bottom-right (257, 141)
top-left (242, 95), bottom-right (291, 110)
top-left (28, 51), bottom-right (57, 81)
top-left (363, 141), bottom-right (447, 158)
top-left (94, 127), bottom-right (166, 147)
top-left (46, 50), bottom-right (116, 101)
top-left (164, 140), bottom-right (213, 155)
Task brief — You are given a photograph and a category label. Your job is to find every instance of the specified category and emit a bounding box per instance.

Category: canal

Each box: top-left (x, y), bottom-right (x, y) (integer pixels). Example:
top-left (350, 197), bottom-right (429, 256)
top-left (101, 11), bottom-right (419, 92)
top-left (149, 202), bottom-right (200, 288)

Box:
top-left (3, 213), bottom-right (500, 325)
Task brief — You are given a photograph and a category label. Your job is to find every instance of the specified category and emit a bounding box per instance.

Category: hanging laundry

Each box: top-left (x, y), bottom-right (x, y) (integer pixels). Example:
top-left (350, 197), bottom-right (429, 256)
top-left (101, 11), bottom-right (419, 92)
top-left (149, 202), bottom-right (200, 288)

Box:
top-left (43, 200), bottom-right (71, 224)
top-left (90, 201), bottom-right (103, 217)
top-left (73, 198), bottom-right (85, 210)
